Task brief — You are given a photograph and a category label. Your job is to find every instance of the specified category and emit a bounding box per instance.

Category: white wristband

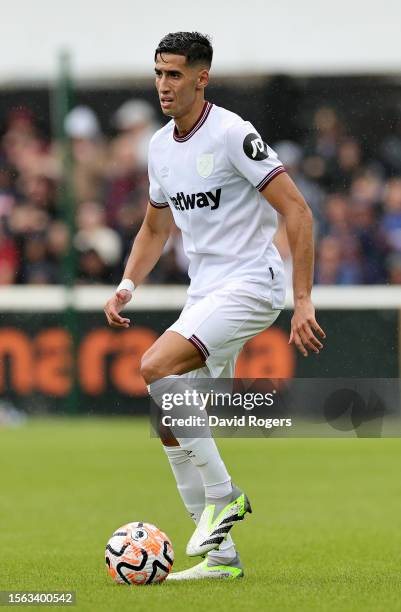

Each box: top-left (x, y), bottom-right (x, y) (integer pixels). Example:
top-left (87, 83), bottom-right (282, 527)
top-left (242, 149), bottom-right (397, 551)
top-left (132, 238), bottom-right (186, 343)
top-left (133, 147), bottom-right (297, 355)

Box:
top-left (117, 279), bottom-right (135, 293)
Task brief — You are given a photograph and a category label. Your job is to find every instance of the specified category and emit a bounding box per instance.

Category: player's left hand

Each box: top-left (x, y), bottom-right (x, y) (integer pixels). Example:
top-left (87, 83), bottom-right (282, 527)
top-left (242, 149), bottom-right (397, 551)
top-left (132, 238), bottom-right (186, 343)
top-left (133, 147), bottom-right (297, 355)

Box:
top-left (289, 297), bottom-right (326, 357)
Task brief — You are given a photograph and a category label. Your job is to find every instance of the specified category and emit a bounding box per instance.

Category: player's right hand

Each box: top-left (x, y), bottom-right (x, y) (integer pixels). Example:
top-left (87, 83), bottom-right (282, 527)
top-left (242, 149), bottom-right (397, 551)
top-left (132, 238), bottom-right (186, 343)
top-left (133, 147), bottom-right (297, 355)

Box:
top-left (104, 290), bottom-right (132, 328)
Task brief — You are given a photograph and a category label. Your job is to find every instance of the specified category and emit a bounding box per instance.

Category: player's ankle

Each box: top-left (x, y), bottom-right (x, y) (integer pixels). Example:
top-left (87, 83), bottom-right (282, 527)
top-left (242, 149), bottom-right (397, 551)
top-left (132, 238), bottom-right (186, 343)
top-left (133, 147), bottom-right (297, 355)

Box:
top-left (204, 478), bottom-right (232, 502)
top-left (207, 552), bottom-right (242, 568)
top-left (207, 551), bottom-right (237, 566)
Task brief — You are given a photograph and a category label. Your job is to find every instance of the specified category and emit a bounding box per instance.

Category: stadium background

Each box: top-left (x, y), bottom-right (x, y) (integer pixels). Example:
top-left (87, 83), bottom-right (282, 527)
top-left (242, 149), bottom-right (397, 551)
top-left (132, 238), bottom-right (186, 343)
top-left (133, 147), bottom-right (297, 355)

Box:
top-left (1, 2), bottom-right (401, 611)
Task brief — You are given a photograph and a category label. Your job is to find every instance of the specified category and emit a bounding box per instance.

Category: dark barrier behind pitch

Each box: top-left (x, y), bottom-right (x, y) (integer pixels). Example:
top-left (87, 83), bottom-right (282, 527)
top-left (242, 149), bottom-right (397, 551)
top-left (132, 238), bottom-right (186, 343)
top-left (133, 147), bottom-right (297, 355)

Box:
top-left (0, 309), bottom-right (397, 414)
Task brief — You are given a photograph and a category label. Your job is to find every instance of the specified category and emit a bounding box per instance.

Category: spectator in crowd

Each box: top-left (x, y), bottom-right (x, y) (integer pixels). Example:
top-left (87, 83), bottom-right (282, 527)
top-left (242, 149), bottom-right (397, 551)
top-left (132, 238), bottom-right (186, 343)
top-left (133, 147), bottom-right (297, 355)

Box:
top-left (2, 107), bottom-right (46, 177)
top-left (0, 164), bottom-right (17, 219)
top-left (380, 112), bottom-right (401, 176)
top-left (74, 200), bottom-right (122, 283)
top-left (320, 193), bottom-right (350, 238)
top-left (20, 234), bottom-right (58, 284)
top-left (315, 235), bottom-right (362, 284)
top-left (114, 194), bottom-right (148, 263)
top-left (0, 219), bottom-right (18, 284)
top-left (106, 100), bottom-right (159, 227)
top-left (327, 137), bottom-right (363, 191)
top-left (350, 200), bottom-right (388, 283)
top-left (46, 220), bottom-right (69, 273)
top-left (76, 248), bottom-right (111, 284)
top-left (349, 172), bottom-right (383, 208)
top-left (380, 178), bottom-right (401, 253)
top-left (274, 140), bottom-right (325, 226)
top-left (302, 107), bottom-right (345, 189)
top-left (64, 105), bottom-right (108, 204)
top-left (387, 253), bottom-right (401, 284)
top-left (112, 99), bottom-right (158, 170)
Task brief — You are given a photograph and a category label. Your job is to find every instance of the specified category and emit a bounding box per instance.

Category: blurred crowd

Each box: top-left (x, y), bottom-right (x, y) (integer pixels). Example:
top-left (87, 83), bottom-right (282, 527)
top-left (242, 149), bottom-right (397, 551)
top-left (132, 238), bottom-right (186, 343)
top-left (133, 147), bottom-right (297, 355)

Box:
top-left (0, 101), bottom-right (188, 286)
top-left (273, 106), bottom-right (401, 286)
top-left (0, 101), bottom-right (401, 286)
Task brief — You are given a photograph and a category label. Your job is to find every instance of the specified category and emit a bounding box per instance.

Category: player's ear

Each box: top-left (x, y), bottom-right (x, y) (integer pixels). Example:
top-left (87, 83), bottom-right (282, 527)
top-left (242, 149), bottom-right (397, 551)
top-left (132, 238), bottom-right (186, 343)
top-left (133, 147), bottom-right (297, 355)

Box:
top-left (197, 68), bottom-right (209, 90)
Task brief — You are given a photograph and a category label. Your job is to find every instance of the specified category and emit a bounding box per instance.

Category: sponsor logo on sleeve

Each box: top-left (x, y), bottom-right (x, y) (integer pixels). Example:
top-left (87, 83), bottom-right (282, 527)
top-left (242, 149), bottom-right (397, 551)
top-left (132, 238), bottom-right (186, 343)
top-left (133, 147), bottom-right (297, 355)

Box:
top-left (243, 133), bottom-right (269, 160)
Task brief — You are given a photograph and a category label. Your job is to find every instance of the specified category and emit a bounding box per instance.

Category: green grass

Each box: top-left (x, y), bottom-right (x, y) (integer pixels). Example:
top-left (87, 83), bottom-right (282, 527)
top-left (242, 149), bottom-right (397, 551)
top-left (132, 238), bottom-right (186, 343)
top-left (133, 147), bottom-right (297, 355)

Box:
top-left (1, 418), bottom-right (401, 612)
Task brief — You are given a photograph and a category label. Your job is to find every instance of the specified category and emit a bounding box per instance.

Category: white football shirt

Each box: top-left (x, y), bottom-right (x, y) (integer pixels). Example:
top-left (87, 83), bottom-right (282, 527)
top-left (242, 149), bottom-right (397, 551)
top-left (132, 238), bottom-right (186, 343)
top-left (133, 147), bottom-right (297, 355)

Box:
top-left (148, 102), bottom-right (287, 303)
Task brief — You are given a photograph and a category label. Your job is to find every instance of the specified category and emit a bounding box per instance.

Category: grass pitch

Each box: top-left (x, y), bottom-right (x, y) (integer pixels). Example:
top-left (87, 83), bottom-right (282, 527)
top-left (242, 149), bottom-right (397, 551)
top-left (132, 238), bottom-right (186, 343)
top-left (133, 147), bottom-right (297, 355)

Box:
top-left (1, 418), bottom-right (401, 612)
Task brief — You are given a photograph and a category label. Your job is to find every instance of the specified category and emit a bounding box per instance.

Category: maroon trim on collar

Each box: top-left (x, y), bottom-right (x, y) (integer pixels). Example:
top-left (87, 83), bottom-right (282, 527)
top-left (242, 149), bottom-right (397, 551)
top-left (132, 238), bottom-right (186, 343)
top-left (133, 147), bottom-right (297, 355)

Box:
top-left (173, 101), bottom-right (213, 143)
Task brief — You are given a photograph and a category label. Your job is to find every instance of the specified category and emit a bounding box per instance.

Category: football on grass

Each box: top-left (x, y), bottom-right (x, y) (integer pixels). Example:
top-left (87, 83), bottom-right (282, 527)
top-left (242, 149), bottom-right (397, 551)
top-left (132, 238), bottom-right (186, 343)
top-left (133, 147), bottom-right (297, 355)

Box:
top-left (105, 522), bottom-right (174, 585)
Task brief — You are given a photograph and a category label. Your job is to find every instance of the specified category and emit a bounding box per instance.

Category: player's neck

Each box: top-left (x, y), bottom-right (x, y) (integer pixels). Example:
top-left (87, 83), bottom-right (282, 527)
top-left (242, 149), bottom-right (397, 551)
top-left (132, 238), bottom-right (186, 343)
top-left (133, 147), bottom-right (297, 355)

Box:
top-left (174, 98), bottom-right (207, 136)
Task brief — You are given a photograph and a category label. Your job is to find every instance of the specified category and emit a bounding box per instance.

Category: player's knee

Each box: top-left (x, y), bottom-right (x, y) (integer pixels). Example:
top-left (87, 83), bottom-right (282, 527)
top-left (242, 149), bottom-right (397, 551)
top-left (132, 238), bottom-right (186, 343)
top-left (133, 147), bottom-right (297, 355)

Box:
top-left (140, 353), bottom-right (167, 385)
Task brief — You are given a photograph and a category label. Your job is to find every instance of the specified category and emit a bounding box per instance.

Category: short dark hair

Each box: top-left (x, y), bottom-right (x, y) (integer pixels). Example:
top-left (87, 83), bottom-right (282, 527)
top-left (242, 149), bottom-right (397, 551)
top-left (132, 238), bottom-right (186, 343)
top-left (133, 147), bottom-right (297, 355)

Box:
top-left (155, 32), bottom-right (213, 68)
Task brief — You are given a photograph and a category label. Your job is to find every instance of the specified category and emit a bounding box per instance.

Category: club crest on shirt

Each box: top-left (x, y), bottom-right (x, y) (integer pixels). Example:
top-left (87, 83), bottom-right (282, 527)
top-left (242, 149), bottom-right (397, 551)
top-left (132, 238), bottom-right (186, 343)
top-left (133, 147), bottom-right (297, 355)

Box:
top-left (196, 153), bottom-right (214, 178)
top-left (160, 166), bottom-right (169, 178)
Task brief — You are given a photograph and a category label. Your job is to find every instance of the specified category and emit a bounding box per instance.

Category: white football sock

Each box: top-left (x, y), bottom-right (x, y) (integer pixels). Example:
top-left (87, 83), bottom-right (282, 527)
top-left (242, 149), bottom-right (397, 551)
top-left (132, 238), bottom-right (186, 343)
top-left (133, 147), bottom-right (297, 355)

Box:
top-left (149, 376), bottom-right (233, 503)
top-left (207, 537), bottom-right (237, 565)
top-left (163, 444), bottom-right (236, 564)
top-left (163, 445), bottom-right (204, 521)
top-left (175, 437), bottom-right (233, 502)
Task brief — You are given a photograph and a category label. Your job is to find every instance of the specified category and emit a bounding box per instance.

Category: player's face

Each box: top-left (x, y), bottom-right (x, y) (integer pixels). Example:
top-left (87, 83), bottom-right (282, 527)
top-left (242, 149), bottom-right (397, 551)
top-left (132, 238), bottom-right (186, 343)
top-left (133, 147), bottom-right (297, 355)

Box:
top-left (154, 53), bottom-right (208, 118)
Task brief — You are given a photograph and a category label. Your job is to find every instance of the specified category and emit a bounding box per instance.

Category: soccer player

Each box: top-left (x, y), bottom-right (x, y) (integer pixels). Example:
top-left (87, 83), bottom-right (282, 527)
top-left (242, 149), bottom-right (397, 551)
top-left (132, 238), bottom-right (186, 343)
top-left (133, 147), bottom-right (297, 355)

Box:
top-left (104, 31), bottom-right (326, 580)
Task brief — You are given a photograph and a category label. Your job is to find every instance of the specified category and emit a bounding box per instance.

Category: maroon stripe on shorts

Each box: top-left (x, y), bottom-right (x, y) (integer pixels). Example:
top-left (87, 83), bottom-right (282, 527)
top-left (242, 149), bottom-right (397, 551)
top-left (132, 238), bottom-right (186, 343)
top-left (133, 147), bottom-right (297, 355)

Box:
top-left (188, 334), bottom-right (209, 361)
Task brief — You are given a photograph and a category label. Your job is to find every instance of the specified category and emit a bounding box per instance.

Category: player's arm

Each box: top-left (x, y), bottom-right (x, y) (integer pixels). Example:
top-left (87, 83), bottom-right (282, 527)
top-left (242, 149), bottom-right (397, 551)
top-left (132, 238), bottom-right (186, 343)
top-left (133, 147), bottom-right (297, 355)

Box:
top-left (260, 172), bottom-right (326, 356)
top-left (104, 204), bottom-right (173, 328)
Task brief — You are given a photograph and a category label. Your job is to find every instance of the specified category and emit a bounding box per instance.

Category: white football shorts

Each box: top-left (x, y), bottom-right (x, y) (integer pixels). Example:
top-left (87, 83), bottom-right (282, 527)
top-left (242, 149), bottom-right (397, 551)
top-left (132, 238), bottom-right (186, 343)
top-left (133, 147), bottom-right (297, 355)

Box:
top-left (168, 278), bottom-right (285, 378)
